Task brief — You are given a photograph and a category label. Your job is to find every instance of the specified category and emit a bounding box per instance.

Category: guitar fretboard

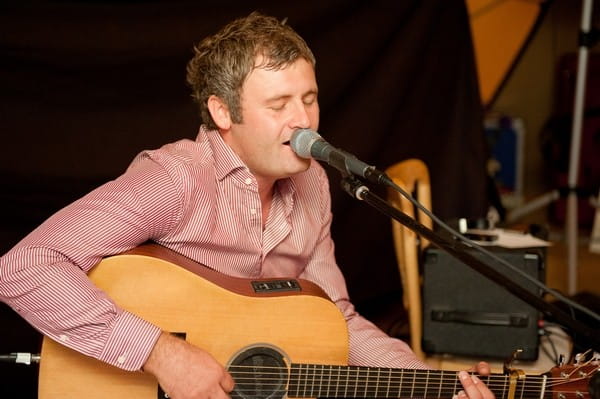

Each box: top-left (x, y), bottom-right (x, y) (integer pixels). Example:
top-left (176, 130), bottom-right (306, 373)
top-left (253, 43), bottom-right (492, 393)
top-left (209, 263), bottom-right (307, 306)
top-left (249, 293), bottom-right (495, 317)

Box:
top-left (283, 364), bottom-right (550, 399)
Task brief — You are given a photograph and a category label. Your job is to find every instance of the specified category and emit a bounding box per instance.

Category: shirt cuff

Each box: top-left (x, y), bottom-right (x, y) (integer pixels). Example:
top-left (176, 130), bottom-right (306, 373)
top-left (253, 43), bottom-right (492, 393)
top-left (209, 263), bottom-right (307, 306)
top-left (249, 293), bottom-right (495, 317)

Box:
top-left (98, 310), bottom-right (162, 371)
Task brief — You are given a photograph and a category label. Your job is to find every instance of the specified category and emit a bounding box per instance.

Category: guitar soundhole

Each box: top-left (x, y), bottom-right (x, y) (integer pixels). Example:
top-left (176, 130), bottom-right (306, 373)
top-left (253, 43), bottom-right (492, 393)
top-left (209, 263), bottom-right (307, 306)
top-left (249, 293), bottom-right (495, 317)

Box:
top-left (228, 345), bottom-right (289, 399)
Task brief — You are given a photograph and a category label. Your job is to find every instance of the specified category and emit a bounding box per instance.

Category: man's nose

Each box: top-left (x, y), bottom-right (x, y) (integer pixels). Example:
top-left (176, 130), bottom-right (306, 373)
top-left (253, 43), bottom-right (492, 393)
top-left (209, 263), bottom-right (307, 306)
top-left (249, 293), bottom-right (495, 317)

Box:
top-left (289, 101), bottom-right (311, 129)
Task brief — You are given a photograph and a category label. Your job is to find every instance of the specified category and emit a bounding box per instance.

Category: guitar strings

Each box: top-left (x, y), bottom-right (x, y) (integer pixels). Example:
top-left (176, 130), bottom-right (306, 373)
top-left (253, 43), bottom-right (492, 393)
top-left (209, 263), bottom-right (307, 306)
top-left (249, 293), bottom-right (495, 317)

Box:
top-left (229, 363), bottom-right (592, 384)
top-left (228, 364), bottom-right (595, 394)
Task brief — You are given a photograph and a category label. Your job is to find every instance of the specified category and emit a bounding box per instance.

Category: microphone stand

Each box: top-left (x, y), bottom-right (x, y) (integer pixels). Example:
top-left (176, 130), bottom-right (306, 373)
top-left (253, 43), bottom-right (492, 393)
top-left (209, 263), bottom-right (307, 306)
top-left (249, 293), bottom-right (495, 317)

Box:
top-left (339, 175), bottom-right (600, 351)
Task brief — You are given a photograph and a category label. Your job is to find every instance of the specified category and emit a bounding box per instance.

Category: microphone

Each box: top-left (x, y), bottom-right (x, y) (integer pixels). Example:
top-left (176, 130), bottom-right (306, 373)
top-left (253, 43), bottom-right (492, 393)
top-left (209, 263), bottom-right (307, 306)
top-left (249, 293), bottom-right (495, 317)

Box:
top-left (290, 128), bottom-right (392, 185)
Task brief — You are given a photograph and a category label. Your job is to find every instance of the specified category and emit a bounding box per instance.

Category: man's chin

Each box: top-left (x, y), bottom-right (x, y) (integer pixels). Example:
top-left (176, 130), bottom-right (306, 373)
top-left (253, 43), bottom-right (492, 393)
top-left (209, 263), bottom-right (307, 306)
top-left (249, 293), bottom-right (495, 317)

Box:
top-left (282, 159), bottom-right (312, 178)
top-left (296, 158), bottom-right (312, 172)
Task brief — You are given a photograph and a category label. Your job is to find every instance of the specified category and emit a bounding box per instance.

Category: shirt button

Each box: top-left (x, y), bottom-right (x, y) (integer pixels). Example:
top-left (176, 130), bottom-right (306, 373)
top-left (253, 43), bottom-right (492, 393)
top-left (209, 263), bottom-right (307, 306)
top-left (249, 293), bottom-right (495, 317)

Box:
top-left (244, 178), bottom-right (252, 185)
top-left (117, 355), bottom-right (126, 364)
top-left (250, 208), bottom-right (257, 215)
top-left (59, 334), bottom-right (69, 342)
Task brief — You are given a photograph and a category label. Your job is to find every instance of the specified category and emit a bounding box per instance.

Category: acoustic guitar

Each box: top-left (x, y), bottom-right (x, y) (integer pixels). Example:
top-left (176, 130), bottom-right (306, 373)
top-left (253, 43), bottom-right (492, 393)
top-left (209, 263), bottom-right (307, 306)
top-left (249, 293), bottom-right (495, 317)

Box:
top-left (38, 244), bottom-right (598, 399)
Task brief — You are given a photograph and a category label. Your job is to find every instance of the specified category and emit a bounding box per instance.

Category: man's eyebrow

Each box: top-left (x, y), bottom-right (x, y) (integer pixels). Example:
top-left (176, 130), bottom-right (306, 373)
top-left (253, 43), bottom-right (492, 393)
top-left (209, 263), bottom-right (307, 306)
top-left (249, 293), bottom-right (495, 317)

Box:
top-left (265, 90), bottom-right (318, 103)
top-left (265, 94), bottom-right (292, 103)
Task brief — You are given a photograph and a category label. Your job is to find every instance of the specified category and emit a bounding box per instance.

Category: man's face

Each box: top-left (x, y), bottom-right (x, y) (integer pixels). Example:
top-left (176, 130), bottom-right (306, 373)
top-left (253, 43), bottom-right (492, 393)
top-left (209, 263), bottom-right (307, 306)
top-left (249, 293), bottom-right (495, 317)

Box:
top-left (222, 57), bottom-right (319, 185)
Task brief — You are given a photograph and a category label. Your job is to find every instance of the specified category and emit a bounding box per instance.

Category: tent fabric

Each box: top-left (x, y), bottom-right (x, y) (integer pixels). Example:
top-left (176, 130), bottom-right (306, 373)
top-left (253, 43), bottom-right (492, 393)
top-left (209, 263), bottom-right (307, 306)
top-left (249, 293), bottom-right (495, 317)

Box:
top-left (0, 0), bottom-right (487, 319)
top-left (466, 0), bottom-right (547, 106)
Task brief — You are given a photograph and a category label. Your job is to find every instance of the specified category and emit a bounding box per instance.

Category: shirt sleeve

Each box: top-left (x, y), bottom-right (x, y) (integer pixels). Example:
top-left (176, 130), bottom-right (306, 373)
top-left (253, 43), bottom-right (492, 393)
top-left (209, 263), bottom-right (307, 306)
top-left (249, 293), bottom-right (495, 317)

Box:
top-left (0, 155), bottom-right (183, 371)
top-left (298, 166), bottom-right (430, 370)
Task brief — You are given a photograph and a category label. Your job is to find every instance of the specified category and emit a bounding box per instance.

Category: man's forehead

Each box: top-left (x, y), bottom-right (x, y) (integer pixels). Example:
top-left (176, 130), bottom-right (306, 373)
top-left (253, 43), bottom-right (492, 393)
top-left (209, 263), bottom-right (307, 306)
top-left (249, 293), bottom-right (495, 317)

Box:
top-left (237, 69), bottom-right (317, 110)
top-left (243, 58), bottom-right (317, 91)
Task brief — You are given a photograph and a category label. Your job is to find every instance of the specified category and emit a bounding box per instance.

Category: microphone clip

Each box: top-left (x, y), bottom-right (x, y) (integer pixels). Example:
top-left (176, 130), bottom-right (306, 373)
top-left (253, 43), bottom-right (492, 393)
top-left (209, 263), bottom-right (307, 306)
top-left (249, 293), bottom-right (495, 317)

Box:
top-left (340, 176), bottom-right (370, 201)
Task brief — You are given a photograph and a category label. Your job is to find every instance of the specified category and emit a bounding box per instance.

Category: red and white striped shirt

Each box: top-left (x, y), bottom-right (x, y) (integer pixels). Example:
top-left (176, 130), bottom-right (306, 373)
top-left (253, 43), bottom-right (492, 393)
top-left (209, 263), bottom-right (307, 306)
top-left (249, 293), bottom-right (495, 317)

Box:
top-left (0, 126), bottom-right (427, 371)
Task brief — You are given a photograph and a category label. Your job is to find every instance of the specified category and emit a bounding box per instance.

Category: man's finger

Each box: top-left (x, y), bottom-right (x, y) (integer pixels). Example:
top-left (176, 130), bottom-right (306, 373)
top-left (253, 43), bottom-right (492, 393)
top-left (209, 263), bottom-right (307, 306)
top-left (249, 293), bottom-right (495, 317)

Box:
top-left (458, 371), bottom-right (483, 399)
top-left (476, 361), bottom-right (491, 375)
top-left (222, 372), bottom-right (235, 392)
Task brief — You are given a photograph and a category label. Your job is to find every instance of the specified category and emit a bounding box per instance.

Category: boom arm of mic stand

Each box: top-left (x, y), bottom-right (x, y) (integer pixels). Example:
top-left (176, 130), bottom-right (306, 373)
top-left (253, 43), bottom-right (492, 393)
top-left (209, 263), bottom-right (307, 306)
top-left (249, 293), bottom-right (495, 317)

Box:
top-left (340, 176), bottom-right (600, 351)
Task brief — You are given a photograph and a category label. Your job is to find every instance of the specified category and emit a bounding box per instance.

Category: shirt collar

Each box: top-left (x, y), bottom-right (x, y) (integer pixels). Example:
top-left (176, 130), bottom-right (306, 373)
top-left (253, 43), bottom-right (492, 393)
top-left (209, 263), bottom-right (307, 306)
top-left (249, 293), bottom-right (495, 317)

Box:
top-left (196, 125), bottom-right (298, 211)
top-left (197, 125), bottom-right (246, 181)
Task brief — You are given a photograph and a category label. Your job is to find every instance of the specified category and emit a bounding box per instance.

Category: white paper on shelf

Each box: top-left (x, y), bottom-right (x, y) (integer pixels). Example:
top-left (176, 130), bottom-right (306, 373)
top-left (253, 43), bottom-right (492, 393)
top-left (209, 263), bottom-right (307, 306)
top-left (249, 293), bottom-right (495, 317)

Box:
top-left (466, 228), bottom-right (551, 248)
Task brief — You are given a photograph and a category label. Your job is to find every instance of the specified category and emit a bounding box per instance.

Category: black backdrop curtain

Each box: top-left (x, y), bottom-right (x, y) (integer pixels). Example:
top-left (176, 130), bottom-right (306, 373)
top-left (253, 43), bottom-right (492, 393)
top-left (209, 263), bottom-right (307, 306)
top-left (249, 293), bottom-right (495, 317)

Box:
top-left (0, 1), bottom-right (488, 395)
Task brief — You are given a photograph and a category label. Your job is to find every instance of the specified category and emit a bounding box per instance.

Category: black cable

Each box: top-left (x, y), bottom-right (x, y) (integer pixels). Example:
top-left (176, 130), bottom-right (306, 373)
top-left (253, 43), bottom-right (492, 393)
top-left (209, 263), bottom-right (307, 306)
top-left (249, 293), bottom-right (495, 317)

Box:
top-left (0, 352), bottom-right (40, 365)
top-left (540, 327), bottom-right (560, 365)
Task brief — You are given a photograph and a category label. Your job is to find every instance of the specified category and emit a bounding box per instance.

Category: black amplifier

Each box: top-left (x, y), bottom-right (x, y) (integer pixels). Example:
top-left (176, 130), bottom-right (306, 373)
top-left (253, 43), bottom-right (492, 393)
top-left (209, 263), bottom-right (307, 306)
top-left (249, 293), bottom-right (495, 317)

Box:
top-left (422, 246), bottom-right (545, 360)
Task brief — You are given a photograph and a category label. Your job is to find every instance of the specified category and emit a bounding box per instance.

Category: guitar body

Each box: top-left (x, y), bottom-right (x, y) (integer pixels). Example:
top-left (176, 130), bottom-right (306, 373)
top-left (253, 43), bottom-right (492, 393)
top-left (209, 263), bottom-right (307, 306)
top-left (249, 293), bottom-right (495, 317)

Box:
top-left (38, 245), bottom-right (349, 399)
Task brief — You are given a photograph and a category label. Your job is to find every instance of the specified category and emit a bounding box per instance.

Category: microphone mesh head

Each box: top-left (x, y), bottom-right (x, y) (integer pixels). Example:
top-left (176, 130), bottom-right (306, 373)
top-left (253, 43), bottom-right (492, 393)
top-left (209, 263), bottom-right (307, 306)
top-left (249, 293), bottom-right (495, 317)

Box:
top-left (290, 129), bottom-right (321, 158)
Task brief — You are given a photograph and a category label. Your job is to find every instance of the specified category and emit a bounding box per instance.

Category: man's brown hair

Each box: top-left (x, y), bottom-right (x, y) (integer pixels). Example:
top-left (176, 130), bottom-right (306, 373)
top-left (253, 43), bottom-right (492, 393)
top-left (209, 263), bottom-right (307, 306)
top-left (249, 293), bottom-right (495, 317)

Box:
top-left (186, 12), bottom-right (316, 130)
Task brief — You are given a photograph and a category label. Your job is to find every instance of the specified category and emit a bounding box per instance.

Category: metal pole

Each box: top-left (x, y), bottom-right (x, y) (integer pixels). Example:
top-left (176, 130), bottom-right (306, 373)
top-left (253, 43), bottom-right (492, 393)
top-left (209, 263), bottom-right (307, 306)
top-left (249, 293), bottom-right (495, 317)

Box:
top-left (566, 0), bottom-right (593, 295)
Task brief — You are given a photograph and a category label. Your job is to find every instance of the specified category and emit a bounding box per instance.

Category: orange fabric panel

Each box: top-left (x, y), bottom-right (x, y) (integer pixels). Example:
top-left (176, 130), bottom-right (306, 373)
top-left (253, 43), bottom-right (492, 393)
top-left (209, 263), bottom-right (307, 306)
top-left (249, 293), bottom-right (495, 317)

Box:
top-left (467, 0), bottom-right (544, 105)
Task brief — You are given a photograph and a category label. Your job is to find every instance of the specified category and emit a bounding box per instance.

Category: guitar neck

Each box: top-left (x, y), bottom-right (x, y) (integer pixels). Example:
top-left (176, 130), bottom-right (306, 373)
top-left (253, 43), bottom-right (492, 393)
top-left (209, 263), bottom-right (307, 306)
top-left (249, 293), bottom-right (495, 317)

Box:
top-left (283, 364), bottom-right (549, 399)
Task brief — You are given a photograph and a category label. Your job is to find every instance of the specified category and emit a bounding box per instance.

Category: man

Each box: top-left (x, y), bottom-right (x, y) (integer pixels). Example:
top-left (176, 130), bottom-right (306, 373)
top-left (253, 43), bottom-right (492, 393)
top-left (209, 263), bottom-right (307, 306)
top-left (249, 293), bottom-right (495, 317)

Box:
top-left (0, 12), bottom-right (494, 399)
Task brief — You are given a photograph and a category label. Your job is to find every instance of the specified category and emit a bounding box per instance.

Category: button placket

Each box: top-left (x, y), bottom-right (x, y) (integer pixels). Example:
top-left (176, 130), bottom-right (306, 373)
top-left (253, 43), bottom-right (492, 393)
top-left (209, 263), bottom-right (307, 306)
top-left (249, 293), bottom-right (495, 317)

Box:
top-left (235, 175), bottom-right (262, 248)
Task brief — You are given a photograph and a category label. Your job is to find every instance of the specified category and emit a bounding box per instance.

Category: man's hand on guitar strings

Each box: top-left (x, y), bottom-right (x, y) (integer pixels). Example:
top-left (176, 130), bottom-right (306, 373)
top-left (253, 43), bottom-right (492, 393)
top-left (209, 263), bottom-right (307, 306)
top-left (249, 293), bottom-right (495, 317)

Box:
top-left (455, 362), bottom-right (495, 399)
top-left (142, 332), bottom-right (235, 399)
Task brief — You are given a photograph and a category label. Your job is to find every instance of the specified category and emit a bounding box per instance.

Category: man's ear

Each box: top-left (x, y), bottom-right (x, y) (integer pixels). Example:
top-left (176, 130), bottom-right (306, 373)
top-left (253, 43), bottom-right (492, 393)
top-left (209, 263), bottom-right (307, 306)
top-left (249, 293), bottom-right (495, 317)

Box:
top-left (207, 95), bottom-right (232, 130)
